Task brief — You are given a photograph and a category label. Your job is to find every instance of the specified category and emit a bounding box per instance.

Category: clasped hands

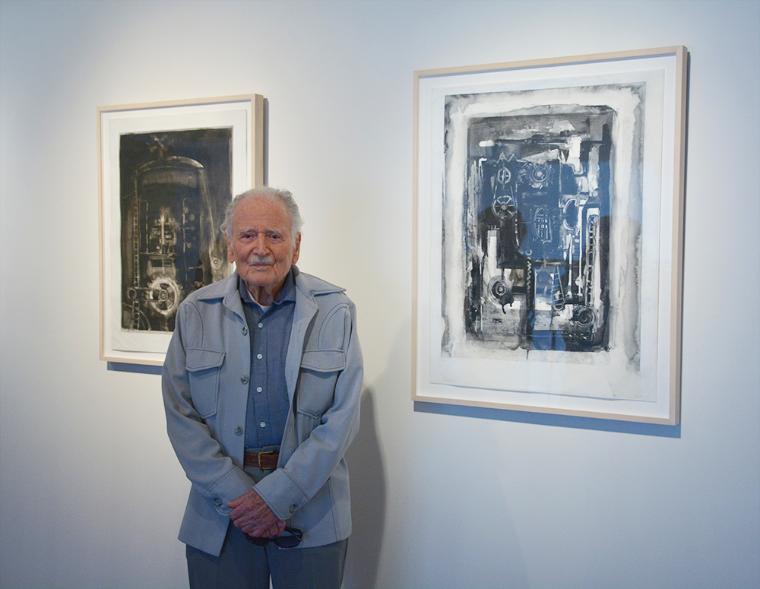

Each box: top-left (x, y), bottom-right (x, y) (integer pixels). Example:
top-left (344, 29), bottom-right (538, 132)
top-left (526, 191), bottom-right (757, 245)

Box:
top-left (229, 489), bottom-right (286, 539)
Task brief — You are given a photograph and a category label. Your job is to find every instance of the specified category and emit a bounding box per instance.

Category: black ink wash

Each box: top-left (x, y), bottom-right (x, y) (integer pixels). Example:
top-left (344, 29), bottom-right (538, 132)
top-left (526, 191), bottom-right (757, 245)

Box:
top-left (119, 128), bottom-right (232, 332)
top-left (446, 102), bottom-right (624, 353)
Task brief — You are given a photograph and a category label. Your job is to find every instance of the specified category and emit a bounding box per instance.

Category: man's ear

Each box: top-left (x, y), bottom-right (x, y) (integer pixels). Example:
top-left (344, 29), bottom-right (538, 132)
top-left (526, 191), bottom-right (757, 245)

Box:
top-left (227, 242), bottom-right (235, 264)
top-left (292, 233), bottom-right (302, 265)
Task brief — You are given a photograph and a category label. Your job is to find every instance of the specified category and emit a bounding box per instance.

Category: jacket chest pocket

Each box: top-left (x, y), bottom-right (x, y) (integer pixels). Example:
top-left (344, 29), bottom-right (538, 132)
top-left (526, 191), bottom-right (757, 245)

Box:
top-left (186, 348), bottom-right (225, 418)
top-left (296, 350), bottom-right (345, 423)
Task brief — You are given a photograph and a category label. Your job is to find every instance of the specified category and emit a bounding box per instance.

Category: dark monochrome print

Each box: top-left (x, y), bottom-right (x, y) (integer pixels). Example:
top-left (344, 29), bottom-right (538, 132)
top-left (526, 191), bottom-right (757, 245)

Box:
top-left (443, 85), bottom-right (645, 356)
top-left (119, 128), bottom-right (232, 332)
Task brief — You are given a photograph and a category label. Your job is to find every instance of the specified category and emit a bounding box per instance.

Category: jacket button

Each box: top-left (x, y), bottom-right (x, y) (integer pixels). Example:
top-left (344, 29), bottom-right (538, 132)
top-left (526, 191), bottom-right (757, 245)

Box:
top-left (242, 326), bottom-right (248, 336)
top-left (241, 375), bottom-right (249, 384)
top-left (234, 426), bottom-right (243, 436)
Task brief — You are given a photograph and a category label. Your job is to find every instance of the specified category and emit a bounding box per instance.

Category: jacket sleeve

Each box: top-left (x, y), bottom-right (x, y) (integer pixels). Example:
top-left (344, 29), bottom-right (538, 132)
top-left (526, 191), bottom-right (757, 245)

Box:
top-left (254, 301), bottom-right (363, 520)
top-left (162, 301), bottom-right (255, 515)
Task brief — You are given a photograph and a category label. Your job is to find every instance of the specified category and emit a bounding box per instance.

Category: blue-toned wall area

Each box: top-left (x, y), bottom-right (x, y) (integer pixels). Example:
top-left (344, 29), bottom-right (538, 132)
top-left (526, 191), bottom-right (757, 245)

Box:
top-left (1, 1), bottom-right (758, 587)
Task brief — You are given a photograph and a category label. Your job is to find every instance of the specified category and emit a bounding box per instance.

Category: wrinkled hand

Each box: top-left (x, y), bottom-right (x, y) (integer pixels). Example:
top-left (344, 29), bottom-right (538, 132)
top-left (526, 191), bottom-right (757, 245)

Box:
top-left (228, 489), bottom-right (286, 538)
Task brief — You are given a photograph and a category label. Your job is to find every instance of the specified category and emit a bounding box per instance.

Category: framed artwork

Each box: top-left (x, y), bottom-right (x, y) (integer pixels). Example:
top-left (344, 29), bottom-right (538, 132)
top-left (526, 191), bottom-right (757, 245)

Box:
top-left (99, 94), bottom-right (264, 365)
top-left (413, 47), bottom-right (687, 424)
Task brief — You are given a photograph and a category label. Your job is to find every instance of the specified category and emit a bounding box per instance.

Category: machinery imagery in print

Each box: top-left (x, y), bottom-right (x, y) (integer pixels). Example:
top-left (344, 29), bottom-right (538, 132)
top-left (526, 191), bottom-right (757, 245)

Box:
top-left (462, 109), bottom-right (614, 352)
top-left (120, 134), bottom-right (229, 332)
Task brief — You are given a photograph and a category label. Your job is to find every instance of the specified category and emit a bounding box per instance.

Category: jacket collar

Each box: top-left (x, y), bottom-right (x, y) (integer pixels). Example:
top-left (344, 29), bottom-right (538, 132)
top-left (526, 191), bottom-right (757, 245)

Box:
top-left (196, 266), bottom-right (345, 302)
top-left (191, 273), bottom-right (242, 321)
top-left (194, 266), bottom-right (344, 322)
top-left (196, 272), bottom-right (238, 301)
top-left (292, 267), bottom-right (345, 298)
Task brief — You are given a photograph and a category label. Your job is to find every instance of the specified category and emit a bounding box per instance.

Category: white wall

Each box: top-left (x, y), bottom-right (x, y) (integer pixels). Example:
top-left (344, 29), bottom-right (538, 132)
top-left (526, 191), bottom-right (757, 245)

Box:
top-left (1, 1), bottom-right (758, 587)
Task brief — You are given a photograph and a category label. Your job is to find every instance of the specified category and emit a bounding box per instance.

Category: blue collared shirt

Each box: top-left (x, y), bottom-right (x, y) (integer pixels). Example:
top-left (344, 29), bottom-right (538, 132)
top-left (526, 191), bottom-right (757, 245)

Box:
top-left (238, 271), bottom-right (296, 449)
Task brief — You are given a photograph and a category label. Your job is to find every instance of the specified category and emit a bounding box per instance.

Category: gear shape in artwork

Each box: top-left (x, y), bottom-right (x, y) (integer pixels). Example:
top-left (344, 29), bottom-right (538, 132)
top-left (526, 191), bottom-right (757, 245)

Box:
top-left (492, 194), bottom-right (517, 219)
top-left (146, 276), bottom-right (182, 317)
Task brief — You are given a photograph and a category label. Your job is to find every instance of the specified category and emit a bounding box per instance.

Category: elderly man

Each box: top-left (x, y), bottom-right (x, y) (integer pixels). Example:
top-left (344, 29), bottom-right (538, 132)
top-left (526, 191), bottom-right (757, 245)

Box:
top-left (162, 187), bottom-right (363, 589)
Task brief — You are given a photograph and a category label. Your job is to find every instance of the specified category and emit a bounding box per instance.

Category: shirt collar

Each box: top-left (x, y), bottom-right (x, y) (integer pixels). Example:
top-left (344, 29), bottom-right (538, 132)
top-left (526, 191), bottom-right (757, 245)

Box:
top-left (238, 269), bottom-right (297, 309)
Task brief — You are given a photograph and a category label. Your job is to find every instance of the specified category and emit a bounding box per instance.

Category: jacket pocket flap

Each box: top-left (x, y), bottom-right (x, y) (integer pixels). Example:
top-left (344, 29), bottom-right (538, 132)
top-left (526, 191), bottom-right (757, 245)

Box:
top-left (300, 350), bottom-right (345, 372)
top-left (186, 348), bottom-right (225, 372)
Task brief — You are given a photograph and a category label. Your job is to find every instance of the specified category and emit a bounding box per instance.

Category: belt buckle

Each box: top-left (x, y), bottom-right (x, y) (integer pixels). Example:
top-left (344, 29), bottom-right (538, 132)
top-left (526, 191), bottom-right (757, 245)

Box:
top-left (257, 449), bottom-right (276, 469)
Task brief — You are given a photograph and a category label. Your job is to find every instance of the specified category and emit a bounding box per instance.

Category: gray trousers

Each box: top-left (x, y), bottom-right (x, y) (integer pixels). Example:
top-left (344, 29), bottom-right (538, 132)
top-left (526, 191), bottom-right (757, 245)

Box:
top-left (186, 525), bottom-right (348, 589)
top-left (186, 459), bottom-right (348, 589)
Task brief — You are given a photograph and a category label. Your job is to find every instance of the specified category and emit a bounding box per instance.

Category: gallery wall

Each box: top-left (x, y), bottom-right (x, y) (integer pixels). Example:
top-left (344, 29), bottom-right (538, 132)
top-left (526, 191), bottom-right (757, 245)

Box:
top-left (1, 1), bottom-right (758, 588)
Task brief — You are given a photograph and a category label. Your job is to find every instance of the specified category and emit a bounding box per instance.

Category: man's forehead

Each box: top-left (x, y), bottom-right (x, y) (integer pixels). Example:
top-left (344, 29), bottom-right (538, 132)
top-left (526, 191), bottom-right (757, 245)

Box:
top-left (233, 197), bottom-right (291, 227)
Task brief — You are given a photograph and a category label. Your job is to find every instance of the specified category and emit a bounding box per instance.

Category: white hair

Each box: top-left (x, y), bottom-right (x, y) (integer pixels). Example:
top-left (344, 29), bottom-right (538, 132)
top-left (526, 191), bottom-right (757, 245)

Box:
top-left (221, 187), bottom-right (303, 244)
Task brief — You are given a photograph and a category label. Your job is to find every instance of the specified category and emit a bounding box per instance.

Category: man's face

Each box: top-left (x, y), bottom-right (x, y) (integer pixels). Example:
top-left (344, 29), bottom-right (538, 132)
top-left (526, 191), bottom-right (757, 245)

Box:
top-left (227, 196), bottom-right (301, 299)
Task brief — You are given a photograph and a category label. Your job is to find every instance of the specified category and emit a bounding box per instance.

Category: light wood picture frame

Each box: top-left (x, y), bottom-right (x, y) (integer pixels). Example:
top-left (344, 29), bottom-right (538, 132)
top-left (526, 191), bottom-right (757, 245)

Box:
top-left (413, 48), bottom-right (687, 424)
top-left (99, 94), bottom-right (264, 365)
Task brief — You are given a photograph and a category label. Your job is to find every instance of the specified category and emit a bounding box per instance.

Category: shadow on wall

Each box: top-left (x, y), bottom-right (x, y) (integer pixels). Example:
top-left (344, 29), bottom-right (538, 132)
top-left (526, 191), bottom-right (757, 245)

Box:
top-left (108, 361), bottom-right (162, 375)
top-left (344, 388), bottom-right (386, 589)
top-left (414, 401), bottom-right (681, 438)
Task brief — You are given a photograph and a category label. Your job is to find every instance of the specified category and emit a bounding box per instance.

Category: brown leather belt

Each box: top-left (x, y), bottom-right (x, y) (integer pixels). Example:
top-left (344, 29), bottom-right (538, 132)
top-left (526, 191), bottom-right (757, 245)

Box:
top-left (244, 449), bottom-right (279, 470)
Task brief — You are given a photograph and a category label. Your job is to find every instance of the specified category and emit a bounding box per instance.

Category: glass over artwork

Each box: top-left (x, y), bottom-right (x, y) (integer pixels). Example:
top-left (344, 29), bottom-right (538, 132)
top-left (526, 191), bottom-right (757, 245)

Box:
top-left (119, 129), bottom-right (231, 332)
top-left (450, 102), bottom-right (625, 356)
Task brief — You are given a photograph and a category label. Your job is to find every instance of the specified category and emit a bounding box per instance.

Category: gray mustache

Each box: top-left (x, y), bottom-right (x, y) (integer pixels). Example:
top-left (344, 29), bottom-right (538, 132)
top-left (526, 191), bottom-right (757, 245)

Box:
top-left (247, 254), bottom-right (274, 266)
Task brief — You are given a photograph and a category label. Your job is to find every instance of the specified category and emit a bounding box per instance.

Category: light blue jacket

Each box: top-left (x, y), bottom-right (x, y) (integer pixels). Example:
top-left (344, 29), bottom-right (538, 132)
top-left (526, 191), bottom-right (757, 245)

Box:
top-left (162, 268), bottom-right (363, 556)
